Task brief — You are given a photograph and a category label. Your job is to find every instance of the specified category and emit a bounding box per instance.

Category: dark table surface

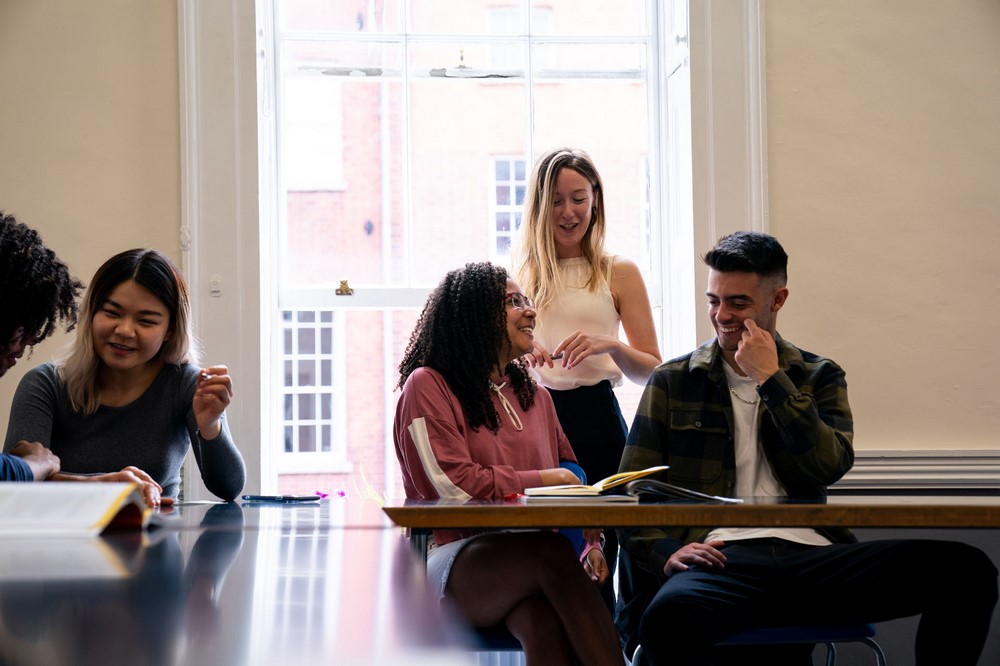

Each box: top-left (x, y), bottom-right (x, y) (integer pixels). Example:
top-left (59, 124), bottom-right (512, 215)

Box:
top-left (0, 498), bottom-right (476, 666)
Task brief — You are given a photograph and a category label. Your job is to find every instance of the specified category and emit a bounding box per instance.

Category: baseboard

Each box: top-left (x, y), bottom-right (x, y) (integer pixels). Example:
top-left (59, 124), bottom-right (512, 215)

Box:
top-left (832, 450), bottom-right (1000, 491)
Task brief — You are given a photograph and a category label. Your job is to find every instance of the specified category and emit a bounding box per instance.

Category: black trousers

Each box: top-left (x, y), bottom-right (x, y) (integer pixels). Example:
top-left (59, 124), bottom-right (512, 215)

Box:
top-left (638, 537), bottom-right (998, 666)
top-left (547, 380), bottom-right (628, 614)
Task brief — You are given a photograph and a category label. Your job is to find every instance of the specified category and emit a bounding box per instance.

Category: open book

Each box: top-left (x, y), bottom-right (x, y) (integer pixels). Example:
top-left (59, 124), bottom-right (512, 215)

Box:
top-left (523, 465), bottom-right (669, 497)
top-left (624, 478), bottom-right (743, 504)
top-left (0, 482), bottom-right (172, 537)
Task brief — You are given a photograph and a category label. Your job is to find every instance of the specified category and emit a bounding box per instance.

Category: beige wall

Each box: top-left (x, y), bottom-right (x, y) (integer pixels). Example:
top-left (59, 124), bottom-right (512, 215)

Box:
top-left (2, 0), bottom-right (998, 453)
top-left (766, 1), bottom-right (1000, 450)
top-left (0, 0), bottom-right (179, 432)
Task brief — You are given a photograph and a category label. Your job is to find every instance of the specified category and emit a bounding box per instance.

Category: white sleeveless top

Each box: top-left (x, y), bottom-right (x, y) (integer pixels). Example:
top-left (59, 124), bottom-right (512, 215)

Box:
top-left (531, 256), bottom-right (623, 390)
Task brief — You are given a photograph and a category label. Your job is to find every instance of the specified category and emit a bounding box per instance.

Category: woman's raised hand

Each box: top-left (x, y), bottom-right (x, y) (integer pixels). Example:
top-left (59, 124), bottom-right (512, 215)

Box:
top-left (194, 365), bottom-right (234, 440)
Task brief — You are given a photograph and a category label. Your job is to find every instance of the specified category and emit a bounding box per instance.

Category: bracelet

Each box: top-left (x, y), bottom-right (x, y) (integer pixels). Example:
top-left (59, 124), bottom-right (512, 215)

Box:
top-left (580, 537), bottom-right (604, 563)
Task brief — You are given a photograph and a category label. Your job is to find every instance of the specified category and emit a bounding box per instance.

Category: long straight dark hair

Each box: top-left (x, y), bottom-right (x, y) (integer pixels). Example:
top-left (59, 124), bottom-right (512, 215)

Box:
top-left (58, 249), bottom-right (199, 414)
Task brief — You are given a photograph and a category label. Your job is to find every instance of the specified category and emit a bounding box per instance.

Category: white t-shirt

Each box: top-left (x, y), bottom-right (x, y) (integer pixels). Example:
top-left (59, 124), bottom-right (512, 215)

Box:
top-left (705, 362), bottom-right (830, 547)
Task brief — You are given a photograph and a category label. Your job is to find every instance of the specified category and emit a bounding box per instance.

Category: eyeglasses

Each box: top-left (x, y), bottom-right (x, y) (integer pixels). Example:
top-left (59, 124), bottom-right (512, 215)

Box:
top-left (504, 292), bottom-right (535, 310)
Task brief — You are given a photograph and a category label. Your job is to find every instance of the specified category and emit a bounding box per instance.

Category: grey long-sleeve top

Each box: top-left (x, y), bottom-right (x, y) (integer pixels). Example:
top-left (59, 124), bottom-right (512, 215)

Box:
top-left (3, 362), bottom-right (246, 500)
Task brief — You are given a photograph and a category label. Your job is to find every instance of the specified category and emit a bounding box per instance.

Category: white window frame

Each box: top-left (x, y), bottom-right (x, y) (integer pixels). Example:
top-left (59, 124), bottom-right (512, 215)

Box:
top-left (177, 0), bottom-right (768, 496)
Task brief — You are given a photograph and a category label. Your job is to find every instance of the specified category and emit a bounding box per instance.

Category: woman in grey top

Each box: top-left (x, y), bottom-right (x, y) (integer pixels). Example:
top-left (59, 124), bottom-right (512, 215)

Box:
top-left (3, 249), bottom-right (245, 505)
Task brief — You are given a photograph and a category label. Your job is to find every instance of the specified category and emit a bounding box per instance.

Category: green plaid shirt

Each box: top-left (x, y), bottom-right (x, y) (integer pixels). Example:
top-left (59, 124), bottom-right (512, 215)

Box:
top-left (618, 336), bottom-right (856, 578)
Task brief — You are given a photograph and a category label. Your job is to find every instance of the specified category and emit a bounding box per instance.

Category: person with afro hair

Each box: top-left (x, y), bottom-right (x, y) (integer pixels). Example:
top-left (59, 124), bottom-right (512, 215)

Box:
top-left (0, 210), bottom-right (81, 481)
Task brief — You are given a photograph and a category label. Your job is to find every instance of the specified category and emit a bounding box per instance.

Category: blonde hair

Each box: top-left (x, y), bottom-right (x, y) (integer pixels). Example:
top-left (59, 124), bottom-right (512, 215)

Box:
top-left (58, 249), bottom-right (200, 414)
top-left (514, 148), bottom-right (612, 310)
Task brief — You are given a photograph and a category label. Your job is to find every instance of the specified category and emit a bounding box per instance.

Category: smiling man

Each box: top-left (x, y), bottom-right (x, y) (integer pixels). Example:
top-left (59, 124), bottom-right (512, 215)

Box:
top-left (0, 211), bottom-right (82, 480)
top-left (616, 231), bottom-right (997, 665)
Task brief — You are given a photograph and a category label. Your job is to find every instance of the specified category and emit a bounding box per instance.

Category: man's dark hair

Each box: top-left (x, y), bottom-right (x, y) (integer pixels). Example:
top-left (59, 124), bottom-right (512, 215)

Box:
top-left (0, 211), bottom-right (82, 345)
top-left (702, 230), bottom-right (788, 284)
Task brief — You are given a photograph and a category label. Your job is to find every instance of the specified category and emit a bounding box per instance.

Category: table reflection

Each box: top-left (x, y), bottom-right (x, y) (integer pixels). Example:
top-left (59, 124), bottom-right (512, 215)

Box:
top-left (0, 500), bottom-right (472, 666)
top-left (0, 503), bottom-right (244, 666)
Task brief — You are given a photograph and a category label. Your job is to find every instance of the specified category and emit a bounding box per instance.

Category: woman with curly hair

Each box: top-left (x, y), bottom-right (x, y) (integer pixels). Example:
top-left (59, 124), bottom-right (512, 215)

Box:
top-left (0, 211), bottom-right (81, 481)
top-left (4, 249), bottom-right (245, 505)
top-left (394, 261), bottom-right (624, 665)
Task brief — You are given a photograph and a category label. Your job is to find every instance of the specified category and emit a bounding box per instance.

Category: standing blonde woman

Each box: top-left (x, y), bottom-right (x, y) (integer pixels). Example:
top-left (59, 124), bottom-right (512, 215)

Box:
top-left (515, 147), bottom-right (662, 607)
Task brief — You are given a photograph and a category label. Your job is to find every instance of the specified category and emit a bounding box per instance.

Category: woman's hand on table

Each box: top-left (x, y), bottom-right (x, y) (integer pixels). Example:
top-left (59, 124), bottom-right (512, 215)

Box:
top-left (53, 466), bottom-right (175, 508)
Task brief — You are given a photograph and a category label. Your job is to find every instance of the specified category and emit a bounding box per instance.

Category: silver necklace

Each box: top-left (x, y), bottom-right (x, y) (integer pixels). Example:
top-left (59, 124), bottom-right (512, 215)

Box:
top-left (730, 386), bottom-right (759, 406)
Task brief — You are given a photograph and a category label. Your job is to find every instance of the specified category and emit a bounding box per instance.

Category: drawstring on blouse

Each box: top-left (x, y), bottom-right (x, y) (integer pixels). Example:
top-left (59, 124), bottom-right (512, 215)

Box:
top-left (489, 381), bottom-right (524, 431)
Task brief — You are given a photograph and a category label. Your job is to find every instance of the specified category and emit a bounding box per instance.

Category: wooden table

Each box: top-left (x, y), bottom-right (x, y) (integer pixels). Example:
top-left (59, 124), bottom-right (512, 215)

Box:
top-left (382, 494), bottom-right (1000, 530)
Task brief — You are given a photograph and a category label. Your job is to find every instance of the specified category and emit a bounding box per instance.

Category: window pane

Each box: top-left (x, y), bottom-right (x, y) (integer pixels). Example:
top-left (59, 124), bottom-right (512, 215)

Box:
top-left (530, 1), bottom-right (647, 36)
top-left (281, 41), bottom-right (404, 288)
top-left (280, 1), bottom-right (404, 33)
top-left (533, 82), bottom-right (649, 265)
top-left (298, 328), bottom-right (315, 354)
top-left (407, 75), bottom-right (527, 282)
top-left (298, 394), bottom-right (315, 420)
top-left (298, 425), bottom-right (315, 453)
top-left (297, 360), bottom-right (315, 386)
top-left (408, 1), bottom-right (526, 35)
top-left (532, 43), bottom-right (646, 78)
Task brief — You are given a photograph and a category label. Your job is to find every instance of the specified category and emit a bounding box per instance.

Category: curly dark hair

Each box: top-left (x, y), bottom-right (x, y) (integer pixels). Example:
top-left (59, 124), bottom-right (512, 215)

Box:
top-left (0, 211), bottom-right (82, 347)
top-left (398, 261), bottom-right (536, 433)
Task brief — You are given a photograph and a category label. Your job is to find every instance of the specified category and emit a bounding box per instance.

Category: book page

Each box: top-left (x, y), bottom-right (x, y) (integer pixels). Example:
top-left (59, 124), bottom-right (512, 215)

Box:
top-left (523, 465), bottom-right (669, 496)
top-left (592, 465), bottom-right (669, 492)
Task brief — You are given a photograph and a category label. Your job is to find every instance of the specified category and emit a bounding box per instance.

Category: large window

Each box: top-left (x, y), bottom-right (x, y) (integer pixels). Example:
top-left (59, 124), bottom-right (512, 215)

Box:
top-left (181, 1), bottom-right (770, 500)
top-left (258, 0), bottom-right (664, 498)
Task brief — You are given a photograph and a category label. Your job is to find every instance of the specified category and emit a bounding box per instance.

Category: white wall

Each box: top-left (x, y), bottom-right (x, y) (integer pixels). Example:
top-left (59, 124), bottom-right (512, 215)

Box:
top-left (0, 0), bottom-right (181, 424)
top-left (765, 1), bottom-right (1000, 450)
